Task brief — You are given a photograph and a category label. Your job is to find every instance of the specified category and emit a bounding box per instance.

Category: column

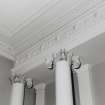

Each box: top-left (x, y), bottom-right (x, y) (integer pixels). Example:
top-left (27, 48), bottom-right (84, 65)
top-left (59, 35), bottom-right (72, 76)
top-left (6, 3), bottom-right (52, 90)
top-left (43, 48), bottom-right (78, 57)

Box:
top-left (34, 83), bottom-right (46, 105)
top-left (74, 64), bottom-right (94, 105)
top-left (54, 50), bottom-right (73, 105)
top-left (24, 78), bottom-right (34, 105)
top-left (71, 56), bottom-right (82, 105)
top-left (10, 75), bottom-right (25, 105)
top-left (71, 56), bottom-right (94, 105)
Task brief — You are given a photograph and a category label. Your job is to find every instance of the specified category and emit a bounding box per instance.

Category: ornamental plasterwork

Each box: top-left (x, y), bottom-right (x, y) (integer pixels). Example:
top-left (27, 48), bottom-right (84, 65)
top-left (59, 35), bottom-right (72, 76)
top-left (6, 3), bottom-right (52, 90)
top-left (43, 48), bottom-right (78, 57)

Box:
top-left (9, 74), bottom-right (25, 84)
top-left (15, 1), bottom-right (105, 66)
top-left (11, 0), bottom-right (105, 74)
top-left (9, 74), bottom-right (33, 88)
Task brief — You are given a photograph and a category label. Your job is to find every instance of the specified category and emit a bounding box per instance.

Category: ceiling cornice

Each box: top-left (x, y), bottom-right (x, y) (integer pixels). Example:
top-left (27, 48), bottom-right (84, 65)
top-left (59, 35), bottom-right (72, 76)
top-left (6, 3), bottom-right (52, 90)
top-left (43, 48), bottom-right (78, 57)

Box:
top-left (12, 0), bottom-right (105, 74)
top-left (0, 41), bottom-right (15, 61)
top-left (10, 0), bottom-right (103, 55)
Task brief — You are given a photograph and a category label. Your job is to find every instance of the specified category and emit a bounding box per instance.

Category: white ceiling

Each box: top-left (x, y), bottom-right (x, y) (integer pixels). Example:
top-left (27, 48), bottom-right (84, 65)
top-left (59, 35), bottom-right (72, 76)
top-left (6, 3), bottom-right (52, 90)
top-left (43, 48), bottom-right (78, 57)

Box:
top-left (0, 0), bottom-right (53, 36)
top-left (0, 0), bottom-right (92, 55)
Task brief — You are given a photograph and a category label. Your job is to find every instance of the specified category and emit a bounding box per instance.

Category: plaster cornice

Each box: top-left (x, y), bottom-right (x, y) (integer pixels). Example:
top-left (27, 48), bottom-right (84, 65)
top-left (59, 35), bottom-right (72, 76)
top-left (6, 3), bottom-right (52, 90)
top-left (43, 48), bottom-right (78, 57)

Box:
top-left (0, 41), bottom-right (15, 61)
top-left (12, 0), bottom-right (105, 74)
top-left (12, 0), bottom-right (104, 55)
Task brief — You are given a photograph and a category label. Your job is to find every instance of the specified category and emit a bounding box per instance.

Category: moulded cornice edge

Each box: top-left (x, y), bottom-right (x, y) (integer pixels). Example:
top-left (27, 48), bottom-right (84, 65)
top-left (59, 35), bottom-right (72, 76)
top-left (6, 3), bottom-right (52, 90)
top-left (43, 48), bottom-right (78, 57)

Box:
top-left (12, 1), bottom-right (105, 74)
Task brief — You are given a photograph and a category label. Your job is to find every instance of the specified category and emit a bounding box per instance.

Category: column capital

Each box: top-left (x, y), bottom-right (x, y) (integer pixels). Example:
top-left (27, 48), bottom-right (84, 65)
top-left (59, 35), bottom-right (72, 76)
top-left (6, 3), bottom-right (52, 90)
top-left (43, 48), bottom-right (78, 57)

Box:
top-left (9, 74), bottom-right (33, 88)
top-left (9, 74), bottom-right (25, 84)
top-left (71, 55), bottom-right (81, 71)
top-left (48, 49), bottom-right (68, 70)
top-left (25, 78), bottom-right (33, 88)
top-left (54, 49), bottom-right (68, 62)
top-left (48, 50), bottom-right (82, 71)
top-left (34, 83), bottom-right (46, 91)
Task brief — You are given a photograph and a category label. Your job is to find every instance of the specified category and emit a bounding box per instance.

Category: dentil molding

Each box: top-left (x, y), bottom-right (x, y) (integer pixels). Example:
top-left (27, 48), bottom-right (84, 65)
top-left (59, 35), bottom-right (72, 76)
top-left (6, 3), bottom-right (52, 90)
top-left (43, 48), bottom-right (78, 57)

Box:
top-left (12, 0), bottom-right (105, 74)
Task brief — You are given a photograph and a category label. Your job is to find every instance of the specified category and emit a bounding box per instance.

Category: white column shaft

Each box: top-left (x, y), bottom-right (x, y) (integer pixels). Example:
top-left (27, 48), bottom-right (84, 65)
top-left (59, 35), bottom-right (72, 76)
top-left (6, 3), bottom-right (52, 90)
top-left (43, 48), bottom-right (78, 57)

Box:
top-left (75, 64), bottom-right (93, 105)
top-left (35, 83), bottom-right (46, 105)
top-left (10, 83), bottom-right (24, 105)
top-left (55, 60), bottom-right (73, 105)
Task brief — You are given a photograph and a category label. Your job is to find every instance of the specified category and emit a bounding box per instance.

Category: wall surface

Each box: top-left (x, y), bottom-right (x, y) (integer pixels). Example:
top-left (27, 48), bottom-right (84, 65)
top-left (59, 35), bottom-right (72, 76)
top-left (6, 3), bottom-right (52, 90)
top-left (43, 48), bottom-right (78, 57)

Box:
top-left (0, 56), bottom-right (13, 105)
top-left (91, 61), bottom-right (105, 105)
top-left (45, 82), bottom-right (55, 105)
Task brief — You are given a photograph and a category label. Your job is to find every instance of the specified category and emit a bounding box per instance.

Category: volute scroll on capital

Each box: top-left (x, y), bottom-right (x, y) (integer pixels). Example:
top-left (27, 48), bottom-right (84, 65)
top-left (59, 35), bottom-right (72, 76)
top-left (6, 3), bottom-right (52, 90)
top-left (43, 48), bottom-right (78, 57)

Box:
top-left (48, 49), bottom-right (82, 71)
top-left (70, 55), bottom-right (82, 72)
top-left (48, 49), bottom-right (69, 70)
top-left (9, 74), bottom-right (33, 88)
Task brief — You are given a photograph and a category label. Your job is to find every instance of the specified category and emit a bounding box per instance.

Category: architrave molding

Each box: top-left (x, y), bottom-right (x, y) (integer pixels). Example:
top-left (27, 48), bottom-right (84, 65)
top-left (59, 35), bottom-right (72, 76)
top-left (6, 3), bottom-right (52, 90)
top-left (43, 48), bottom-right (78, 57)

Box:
top-left (12, 0), bottom-right (105, 74)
